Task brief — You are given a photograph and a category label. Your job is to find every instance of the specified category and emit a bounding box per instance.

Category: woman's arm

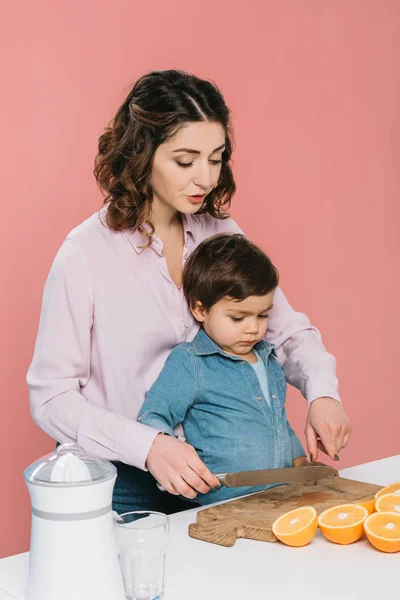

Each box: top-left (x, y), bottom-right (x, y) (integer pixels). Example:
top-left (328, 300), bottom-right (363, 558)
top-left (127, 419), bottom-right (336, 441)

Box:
top-left (267, 287), bottom-right (351, 461)
top-left (27, 238), bottom-right (159, 469)
top-left (267, 287), bottom-right (339, 403)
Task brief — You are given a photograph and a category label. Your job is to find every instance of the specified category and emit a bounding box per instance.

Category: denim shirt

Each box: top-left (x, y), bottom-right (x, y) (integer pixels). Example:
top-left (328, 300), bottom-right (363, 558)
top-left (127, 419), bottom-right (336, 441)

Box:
top-left (138, 328), bottom-right (305, 505)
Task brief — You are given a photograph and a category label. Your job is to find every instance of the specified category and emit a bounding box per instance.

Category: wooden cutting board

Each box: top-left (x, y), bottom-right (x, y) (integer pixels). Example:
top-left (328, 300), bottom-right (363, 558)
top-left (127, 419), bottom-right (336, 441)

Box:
top-left (189, 477), bottom-right (382, 547)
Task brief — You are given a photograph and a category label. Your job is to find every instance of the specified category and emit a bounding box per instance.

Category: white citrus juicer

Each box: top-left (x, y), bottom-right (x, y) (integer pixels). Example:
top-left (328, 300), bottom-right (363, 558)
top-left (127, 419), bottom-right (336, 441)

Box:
top-left (23, 443), bottom-right (126, 600)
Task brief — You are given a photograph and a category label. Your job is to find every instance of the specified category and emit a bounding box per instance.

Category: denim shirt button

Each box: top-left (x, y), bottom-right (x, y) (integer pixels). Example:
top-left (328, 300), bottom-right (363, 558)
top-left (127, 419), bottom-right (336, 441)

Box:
top-left (257, 396), bottom-right (262, 401)
top-left (276, 428), bottom-right (280, 434)
top-left (271, 394), bottom-right (276, 399)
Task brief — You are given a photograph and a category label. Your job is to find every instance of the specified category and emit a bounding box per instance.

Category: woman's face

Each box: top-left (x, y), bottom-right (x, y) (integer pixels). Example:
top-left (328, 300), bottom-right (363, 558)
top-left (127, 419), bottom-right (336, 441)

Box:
top-left (149, 121), bottom-right (225, 217)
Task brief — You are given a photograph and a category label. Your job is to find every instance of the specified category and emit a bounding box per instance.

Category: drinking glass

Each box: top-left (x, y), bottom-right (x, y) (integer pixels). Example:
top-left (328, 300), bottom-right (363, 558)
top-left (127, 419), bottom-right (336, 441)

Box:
top-left (115, 511), bottom-right (169, 600)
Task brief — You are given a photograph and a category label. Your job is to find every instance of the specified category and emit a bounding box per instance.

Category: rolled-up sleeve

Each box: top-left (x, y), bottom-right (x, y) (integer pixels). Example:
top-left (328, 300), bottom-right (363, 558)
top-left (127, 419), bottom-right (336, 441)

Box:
top-left (27, 238), bottom-right (159, 470)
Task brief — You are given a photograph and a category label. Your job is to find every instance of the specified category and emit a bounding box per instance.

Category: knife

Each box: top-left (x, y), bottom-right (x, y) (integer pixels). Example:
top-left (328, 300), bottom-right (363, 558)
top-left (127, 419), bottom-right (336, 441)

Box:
top-left (215, 465), bottom-right (338, 488)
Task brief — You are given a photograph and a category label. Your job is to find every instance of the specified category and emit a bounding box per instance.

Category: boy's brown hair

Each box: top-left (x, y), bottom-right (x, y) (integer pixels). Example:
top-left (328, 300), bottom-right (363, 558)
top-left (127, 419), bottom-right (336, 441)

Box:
top-left (183, 234), bottom-right (279, 310)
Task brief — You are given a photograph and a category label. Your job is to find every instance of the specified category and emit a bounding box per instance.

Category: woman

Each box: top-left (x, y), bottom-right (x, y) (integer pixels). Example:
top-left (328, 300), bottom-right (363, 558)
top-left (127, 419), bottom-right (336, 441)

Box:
top-left (27, 70), bottom-right (351, 514)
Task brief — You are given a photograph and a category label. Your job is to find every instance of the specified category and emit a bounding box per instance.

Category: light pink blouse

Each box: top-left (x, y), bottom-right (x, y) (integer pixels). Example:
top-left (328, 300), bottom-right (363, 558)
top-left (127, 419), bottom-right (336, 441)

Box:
top-left (27, 208), bottom-right (339, 470)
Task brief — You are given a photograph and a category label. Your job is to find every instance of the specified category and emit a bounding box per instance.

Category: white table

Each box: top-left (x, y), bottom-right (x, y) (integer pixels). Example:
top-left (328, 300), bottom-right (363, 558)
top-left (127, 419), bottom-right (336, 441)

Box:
top-left (1, 455), bottom-right (399, 600)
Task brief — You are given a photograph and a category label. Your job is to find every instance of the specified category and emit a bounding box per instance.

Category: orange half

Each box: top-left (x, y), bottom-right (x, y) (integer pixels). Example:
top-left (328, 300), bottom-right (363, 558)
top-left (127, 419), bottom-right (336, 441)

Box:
top-left (375, 482), bottom-right (400, 501)
top-left (364, 512), bottom-right (400, 553)
top-left (357, 498), bottom-right (375, 515)
top-left (272, 506), bottom-right (318, 547)
top-left (318, 504), bottom-right (368, 545)
top-left (375, 494), bottom-right (400, 514)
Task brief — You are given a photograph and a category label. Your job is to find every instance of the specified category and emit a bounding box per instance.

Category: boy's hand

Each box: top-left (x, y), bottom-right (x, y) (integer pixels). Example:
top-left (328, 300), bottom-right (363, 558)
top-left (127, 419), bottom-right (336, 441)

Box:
top-left (146, 433), bottom-right (221, 499)
top-left (292, 456), bottom-right (326, 468)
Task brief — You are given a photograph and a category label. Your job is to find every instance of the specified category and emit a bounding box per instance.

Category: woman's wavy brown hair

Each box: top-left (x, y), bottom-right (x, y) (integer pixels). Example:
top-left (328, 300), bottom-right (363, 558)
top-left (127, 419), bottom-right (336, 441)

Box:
top-left (94, 70), bottom-right (236, 243)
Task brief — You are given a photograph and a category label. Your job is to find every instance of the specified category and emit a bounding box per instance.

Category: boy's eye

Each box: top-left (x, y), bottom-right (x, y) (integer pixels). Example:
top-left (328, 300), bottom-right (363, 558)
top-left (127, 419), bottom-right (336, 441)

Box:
top-left (259, 314), bottom-right (269, 319)
top-left (230, 316), bottom-right (244, 322)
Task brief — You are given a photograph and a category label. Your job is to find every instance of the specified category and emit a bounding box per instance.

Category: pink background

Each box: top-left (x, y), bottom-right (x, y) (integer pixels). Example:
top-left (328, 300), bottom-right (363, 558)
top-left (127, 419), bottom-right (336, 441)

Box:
top-left (1, 0), bottom-right (399, 558)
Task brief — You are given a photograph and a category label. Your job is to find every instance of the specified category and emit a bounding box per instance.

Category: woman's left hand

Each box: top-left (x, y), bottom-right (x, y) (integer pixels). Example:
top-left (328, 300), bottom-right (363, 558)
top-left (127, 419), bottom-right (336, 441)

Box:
top-left (305, 397), bottom-right (352, 462)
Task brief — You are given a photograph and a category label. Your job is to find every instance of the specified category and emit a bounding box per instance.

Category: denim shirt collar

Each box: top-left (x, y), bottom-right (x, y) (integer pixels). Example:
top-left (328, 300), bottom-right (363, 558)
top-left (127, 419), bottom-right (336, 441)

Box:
top-left (192, 328), bottom-right (275, 362)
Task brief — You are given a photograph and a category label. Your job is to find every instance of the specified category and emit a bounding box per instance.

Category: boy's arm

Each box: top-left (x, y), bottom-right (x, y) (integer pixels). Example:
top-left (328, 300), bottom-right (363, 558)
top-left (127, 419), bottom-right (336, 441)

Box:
top-left (138, 347), bottom-right (197, 436)
top-left (286, 422), bottom-right (307, 465)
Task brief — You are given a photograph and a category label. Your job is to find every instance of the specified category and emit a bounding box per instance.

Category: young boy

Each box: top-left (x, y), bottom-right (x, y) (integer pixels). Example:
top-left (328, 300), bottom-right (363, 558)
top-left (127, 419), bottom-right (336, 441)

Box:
top-left (138, 234), bottom-right (307, 505)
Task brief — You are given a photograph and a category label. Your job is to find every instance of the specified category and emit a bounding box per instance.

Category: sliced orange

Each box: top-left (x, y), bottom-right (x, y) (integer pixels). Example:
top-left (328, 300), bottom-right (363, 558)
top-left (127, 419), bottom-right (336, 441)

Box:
top-left (364, 512), bottom-right (400, 553)
top-left (357, 498), bottom-right (375, 515)
top-left (318, 504), bottom-right (368, 544)
top-left (375, 494), bottom-right (400, 514)
top-left (374, 482), bottom-right (400, 501)
top-left (272, 506), bottom-right (318, 547)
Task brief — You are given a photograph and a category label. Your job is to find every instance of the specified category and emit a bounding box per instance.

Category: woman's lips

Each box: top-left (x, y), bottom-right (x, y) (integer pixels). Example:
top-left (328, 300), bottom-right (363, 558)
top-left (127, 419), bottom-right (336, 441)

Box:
top-left (187, 195), bottom-right (206, 204)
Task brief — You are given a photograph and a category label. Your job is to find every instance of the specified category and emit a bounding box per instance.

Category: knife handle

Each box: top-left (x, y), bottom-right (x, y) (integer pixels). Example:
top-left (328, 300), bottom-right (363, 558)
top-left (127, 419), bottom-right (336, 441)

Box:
top-left (215, 473), bottom-right (226, 487)
top-left (157, 477), bottom-right (225, 493)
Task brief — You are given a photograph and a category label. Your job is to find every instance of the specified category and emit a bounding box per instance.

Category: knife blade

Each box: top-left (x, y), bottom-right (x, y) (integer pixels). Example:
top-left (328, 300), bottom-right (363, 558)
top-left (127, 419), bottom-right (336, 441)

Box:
top-left (216, 465), bottom-right (338, 488)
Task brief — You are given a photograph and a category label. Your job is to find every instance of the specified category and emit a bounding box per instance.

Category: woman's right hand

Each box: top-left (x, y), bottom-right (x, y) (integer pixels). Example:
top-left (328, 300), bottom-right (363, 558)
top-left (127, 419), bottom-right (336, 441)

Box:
top-left (145, 433), bottom-right (221, 499)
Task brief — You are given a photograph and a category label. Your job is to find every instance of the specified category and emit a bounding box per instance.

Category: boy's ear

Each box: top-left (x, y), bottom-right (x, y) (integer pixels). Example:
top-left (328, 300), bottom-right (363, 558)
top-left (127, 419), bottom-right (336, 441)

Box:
top-left (191, 301), bottom-right (207, 322)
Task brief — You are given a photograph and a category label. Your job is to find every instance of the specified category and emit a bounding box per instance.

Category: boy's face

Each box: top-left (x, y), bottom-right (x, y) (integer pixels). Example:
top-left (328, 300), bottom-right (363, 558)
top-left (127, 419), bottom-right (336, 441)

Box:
top-left (191, 291), bottom-right (275, 357)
